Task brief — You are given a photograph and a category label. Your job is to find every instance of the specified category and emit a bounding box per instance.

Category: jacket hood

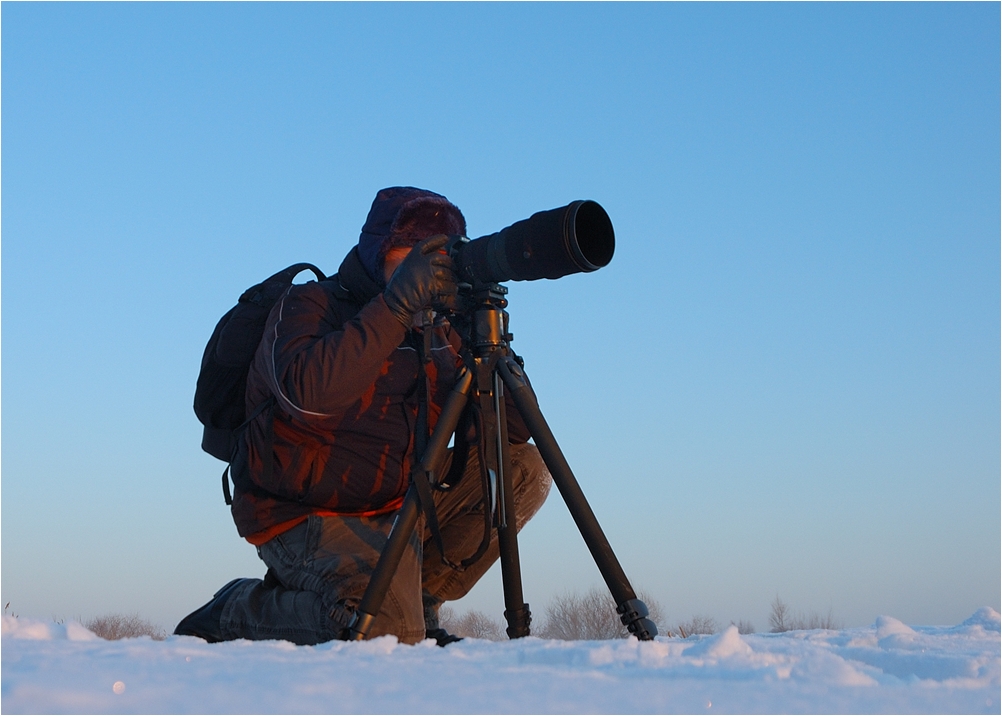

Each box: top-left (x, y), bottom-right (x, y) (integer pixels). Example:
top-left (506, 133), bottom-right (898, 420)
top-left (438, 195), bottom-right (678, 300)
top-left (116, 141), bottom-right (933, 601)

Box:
top-left (335, 246), bottom-right (384, 305)
top-left (357, 186), bottom-right (466, 284)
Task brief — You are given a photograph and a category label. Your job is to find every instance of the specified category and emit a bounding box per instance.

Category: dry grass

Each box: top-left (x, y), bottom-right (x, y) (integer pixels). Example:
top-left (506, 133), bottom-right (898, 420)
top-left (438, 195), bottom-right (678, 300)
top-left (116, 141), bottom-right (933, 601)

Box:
top-left (769, 596), bottom-right (841, 632)
top-left (440, 588), bottom-right (667, 641)
top-left (439, 607), bottom-right (505, 641)
top-left (85, 614), bottom-right (167, 641)
top-left (536, 588), bottom-right (667, 640)
top-left (677, 614), bottom-right (718, 637)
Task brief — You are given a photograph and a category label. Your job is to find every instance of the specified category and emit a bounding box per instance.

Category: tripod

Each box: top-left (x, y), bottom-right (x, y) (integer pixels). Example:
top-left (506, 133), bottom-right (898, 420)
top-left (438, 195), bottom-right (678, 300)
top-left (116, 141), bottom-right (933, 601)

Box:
top-left (345, 284), bottom-right (657, 642)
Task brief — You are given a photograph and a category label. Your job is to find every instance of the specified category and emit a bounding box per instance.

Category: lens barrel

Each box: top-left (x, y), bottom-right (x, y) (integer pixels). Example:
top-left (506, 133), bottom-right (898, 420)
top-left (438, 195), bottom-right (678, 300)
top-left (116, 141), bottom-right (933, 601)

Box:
top-left (452, 200), bottom-right (615, 285)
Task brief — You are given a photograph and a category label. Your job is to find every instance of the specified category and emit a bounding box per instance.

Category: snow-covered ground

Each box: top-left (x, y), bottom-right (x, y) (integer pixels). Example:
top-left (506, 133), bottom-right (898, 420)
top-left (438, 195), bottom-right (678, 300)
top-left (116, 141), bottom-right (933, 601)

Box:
top-left (2, 608), bottom-right (998, 714)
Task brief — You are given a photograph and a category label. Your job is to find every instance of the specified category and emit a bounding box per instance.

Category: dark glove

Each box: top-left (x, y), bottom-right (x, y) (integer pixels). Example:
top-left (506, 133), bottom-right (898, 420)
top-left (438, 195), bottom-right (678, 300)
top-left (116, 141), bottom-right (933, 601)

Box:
top-left (383, 235), bottom-right (458, 327)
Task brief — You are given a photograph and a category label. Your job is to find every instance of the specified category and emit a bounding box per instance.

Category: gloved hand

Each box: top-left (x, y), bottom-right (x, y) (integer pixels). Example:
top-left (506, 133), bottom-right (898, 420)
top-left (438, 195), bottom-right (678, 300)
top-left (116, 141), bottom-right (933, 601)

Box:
top-left (383, 234), bottom-right (458, 327)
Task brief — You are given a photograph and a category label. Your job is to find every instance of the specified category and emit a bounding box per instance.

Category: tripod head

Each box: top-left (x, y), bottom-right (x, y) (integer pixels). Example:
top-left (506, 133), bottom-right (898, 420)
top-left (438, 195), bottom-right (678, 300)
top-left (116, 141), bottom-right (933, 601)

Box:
top-left (469, 283), bottom-right (511, 354)
top-left (439, 280), bottom-right (514, 359)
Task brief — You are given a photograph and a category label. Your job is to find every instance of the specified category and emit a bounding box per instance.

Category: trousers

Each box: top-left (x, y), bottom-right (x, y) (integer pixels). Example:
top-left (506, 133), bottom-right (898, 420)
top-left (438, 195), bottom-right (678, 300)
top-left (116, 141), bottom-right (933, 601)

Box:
top-left (218, 442), bottom-right (551, 645)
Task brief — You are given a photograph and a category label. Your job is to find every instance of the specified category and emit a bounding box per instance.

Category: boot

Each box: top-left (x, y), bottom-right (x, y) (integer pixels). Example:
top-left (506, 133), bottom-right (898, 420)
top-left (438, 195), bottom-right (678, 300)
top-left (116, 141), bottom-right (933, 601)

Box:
top-left (423, 593), bottom-right (461, 646)
top-left (425, 627), bottom-right (463, 646)
top-left (174, 578), bottom-right (254, 642)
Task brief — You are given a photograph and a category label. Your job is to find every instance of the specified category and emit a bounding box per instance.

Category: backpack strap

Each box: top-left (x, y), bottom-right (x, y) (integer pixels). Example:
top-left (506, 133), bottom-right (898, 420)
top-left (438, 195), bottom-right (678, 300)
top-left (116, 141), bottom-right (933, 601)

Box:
top-left (221, 396), bottom-right (277, 505)
top-left (221, 465), bottom-right (233, 506)
top-left (241, 264), bottom-right (326, 306)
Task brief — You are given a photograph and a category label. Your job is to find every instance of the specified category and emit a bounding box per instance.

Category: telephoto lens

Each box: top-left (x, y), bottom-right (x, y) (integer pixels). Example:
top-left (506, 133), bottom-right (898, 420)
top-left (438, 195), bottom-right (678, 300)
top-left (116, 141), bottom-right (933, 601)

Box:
top-left (450, 200), bottom-right (615, 285)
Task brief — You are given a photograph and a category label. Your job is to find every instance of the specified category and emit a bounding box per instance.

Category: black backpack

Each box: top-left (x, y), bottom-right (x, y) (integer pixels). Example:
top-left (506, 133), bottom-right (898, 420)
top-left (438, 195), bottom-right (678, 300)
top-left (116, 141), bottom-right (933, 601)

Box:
top-left (194, 263), bottom-right (326, 503)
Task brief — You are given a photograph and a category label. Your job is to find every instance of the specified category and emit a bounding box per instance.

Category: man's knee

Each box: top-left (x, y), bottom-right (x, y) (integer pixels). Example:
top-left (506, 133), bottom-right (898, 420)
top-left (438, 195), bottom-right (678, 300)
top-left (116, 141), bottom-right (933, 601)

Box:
top-left (365, 586), bottom-right (427, 645)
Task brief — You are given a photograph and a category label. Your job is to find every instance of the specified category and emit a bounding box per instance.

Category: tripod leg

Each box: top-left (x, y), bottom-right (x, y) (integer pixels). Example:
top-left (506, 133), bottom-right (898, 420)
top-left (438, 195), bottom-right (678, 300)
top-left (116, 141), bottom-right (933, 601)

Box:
top-left (497, 357), bottom-right (658, 640)
top-left (346, 487), bottom-right (421, 640)
top-left (347, 368), bottom-right (474, 641)
top-left (493, 373), bottom-right (531, 638)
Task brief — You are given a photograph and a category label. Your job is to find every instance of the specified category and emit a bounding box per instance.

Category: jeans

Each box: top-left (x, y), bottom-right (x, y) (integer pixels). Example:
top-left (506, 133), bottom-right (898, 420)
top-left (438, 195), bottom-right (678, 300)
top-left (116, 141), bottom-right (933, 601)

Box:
top-left (219, 443), bottom-right (551, 644)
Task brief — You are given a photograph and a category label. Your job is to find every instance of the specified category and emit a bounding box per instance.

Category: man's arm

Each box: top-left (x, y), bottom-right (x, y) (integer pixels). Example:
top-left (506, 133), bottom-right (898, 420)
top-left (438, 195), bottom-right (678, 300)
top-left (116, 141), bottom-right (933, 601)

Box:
top-left (263, 236), bottom-right (460, 420)
top-left (262, 284), bottom-right (407, 419)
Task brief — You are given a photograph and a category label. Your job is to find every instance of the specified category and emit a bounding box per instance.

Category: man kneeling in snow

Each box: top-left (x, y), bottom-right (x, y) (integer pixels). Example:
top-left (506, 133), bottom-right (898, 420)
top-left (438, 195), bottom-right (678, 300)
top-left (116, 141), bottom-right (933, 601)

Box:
top-left (176, 187), bottom-right (551, 646)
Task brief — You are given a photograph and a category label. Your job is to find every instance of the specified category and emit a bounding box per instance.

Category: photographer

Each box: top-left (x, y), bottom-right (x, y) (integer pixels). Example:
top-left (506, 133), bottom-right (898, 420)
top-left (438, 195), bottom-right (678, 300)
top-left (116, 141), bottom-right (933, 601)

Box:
top-left (176, 187), bottom-right (551, 646)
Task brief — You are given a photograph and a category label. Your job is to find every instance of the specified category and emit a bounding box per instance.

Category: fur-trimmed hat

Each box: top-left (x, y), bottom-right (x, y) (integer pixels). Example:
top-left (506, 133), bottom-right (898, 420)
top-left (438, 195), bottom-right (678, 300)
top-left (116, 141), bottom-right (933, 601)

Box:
top-left (357, 187), bottom-right (466, 283)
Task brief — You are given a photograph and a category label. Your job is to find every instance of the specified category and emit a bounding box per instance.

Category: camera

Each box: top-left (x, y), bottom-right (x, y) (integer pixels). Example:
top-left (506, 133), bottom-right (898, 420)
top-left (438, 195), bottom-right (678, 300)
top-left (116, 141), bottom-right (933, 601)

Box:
top-left (446, 200), bottom-right (615, 287)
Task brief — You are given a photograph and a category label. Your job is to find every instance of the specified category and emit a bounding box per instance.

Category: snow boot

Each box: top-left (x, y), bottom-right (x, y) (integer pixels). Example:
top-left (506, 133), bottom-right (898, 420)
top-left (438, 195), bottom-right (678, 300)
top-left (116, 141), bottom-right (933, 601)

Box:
top-left (174, 578), bottom-right (253, 642)
top-left (425, 627), bottom-right (463, 646)
top-left (422, 594), bottom-right (462, 646)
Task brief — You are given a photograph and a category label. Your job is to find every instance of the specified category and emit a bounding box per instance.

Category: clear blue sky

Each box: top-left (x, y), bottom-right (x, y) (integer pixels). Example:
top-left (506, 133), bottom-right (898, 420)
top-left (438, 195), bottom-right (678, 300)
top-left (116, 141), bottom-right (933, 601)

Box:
top-left (3, 3), bottom-right (998, 633)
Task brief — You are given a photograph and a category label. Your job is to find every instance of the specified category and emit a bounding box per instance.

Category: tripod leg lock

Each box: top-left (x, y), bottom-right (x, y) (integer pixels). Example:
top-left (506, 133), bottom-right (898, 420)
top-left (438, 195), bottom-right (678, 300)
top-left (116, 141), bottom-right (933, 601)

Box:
top-left (343, 610), bottom-right (375, 642)
top-left (617, 598), bottom-right (658, 641)
top-left (504, 602), bottom-right (532, 639)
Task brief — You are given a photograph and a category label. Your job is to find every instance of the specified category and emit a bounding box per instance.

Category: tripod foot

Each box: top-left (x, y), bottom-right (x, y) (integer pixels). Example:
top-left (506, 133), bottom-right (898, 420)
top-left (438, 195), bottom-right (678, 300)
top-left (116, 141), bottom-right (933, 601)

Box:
top-left (504, 603), bottom-right (532, 639)
top-left (618, 598), bottom-right (658, 640)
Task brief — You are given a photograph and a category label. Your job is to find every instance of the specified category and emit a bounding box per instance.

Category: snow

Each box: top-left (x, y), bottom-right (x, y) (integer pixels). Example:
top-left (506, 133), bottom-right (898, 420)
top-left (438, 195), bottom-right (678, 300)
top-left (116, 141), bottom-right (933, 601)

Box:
top-left (2, 609), bottom-right (999, 714)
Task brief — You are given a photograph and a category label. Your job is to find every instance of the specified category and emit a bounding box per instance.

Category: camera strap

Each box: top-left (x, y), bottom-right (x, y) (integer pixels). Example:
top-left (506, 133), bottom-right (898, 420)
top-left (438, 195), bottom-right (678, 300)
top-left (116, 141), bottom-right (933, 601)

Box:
top-left (410, 325), bottom-right (441, 551)
top-left (411, 325), bottom-right (464, 571)
top-left (423, 353), bottom-right (508, 573)
top-left (411, 327), bottom-right (495, 572)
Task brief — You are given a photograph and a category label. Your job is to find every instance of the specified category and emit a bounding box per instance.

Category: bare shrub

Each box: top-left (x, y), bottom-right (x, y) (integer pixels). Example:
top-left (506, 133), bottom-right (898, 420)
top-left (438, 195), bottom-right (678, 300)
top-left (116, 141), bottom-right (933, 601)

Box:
top-left (769, 596), bottom-right (790, 633)
top-left (797, 608), bottom-right (841, 631)
top-left (86, 614), bottom-right (166, 641)
top-left (677, 615), bottom-right (717, 637)
top-left (537, 589), bottom-right (622, 640)
top-left (457, 611), bottom-right (504, 641)
top-left (439, 589), bottom-right (667, 641)
top-left (438, 606), bottom-right (505, 641)
top-left (732, 619), bottom-right (756, 634)
top-left (537, 587), bottom-right (666, 640)
top-left (770, 596), bottom-right (841, 632)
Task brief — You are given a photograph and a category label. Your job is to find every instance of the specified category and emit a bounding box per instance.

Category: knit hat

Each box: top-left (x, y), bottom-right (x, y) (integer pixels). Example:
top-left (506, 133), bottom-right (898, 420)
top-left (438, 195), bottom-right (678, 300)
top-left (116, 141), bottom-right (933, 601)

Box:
top-left (357, 186), bottom-right (467, 283)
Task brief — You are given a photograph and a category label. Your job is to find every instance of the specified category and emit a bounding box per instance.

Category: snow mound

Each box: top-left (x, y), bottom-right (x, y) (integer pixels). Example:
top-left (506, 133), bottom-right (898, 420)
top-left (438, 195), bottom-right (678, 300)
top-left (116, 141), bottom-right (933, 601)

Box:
top-left (961, 607), bottom-right (1001, 632)
top-left (874, 614), bottom-right (918, 649)
top-left (2, 610), bottom-right (999, 714)
top-left (683, 624), bottom-right (753, 659)
top-left (875, 614), bottom-right (916, 638)
top-left (2, 616), bottom-right (98, 641)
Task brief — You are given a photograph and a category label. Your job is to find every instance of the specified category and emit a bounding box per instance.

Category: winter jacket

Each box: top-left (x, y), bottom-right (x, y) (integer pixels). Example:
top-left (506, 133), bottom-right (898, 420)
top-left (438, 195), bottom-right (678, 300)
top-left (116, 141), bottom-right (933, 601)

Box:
top-left (229, 246), bottom-right (530, 541)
